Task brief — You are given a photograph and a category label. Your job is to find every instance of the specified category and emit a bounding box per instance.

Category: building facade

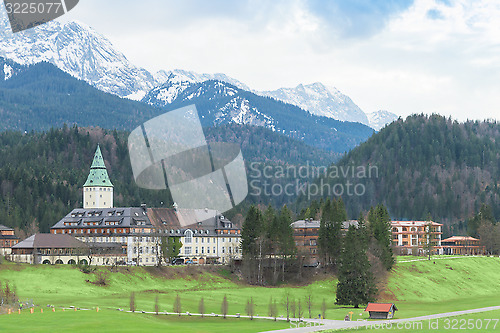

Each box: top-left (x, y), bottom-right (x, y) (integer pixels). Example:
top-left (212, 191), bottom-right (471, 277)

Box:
top-left (291, 219), bottom-right (359, 266)
top-left (47, 145), bottom-right (241, 266)
top-left (441, 236), bottom-right (484, 255)
top-left (10, 233), bottom-right (90, 265)
top-left (0, 224), bottom-right (19, 256)
top-left (391, 220), bottom-right (443, 255)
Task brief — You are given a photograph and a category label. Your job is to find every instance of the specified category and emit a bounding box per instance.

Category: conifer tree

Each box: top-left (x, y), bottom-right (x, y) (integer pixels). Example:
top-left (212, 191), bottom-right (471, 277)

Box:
top-left (336, 225), bottom-right (377, 308)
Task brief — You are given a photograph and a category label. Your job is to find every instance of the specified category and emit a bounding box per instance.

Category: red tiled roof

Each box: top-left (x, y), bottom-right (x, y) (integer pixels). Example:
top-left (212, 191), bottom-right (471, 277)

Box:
top-left (365, 303), bottom-right (397, 312)
top-left (391, 221), bottom-right (443, 226)
top-left (442, 236), bottom-right (479, 242)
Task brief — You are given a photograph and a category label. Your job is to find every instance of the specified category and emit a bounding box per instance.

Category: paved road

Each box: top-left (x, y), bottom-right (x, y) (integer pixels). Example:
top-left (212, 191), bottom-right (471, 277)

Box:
top-left (260, 305), bottom-right (500, 333)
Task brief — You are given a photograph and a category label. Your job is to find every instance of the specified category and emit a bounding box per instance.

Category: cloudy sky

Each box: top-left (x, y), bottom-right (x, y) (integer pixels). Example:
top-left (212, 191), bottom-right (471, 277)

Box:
top-left (61, 0), bottom-right (500, 121)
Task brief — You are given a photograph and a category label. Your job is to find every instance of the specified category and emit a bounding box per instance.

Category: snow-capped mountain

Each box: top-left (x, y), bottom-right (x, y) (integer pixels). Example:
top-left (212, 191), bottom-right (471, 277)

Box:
top-left (0, 11), bottom-right (396, 130)
top-left (160, 79), bottom-right (374, 152)
top-left (154, 69), bottom-right (250, 91)
top-left (0, 12), bottom-right (156, 99)
top-left (143, 69), bottom-right (249, 107)
top-left (367, 110), bottom-right (398, 130)
top-left (258, 82), bottom-right (370, 125)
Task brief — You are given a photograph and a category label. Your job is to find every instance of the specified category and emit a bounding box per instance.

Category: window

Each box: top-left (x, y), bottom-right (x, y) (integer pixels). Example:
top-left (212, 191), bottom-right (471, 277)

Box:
top-left (207, 247), bottom-right (210, 254)
top-left (213, 247), bottom-right (216, 253)
top-left (201, 247), bottom-right (204, 254)
top-left (139, 247), bottom-right (143, 254)
top-left (185, 247), bottom-right (192, 255)
top-left (195, 247), bottom-right (199, 254)
top-left (207, 238), bottom-right (210, 244)
top-left (201, 238), bottom-right (204, 243)
top-left (133, 247), bottom-right (137, 254)
top-left (185, 230), bottom-right (192, 243)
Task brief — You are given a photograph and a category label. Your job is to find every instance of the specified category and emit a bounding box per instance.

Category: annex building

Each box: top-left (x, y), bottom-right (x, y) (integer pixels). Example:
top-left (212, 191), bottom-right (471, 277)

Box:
top-left (391, 220), bottom-right (443, 255)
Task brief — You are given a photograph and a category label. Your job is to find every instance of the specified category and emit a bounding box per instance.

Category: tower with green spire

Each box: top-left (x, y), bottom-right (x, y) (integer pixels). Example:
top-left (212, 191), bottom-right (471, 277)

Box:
top-left (83, 145), bottom-right (114, 209)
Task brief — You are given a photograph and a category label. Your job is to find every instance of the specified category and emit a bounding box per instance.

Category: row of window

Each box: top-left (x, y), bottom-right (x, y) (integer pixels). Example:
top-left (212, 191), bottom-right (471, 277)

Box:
top-left (85, 187), bottom-right (112, 191)
top-left (133, 246), bottom-right (156, 254)
top-left (183, 246), bottom-right (239, 255)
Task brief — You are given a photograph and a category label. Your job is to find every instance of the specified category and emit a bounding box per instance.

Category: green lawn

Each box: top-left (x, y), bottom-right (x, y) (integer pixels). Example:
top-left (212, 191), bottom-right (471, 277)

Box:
top-left (0, 308), bottom-right (290, 333)
top-left (1, 256), bottom-right (500, 332)
top-left (384, 256), bottom-right (500, 318)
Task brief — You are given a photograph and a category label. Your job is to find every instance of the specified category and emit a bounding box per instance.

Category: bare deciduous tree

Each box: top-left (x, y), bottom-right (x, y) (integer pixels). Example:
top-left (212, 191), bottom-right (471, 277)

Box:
top-left (221, 295), bottom-right (228, 319)
top-left (129, 292), bottom-right (136, 312)
top-left (173, 294), bottom-right (182, 316)
top-left (198, 297), bottom-right (205, 318)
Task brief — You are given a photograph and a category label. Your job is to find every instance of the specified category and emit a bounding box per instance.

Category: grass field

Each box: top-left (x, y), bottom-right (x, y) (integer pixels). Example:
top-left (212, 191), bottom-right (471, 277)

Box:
top-left (1, 256), bottom-right (500, 332)
top-left (0, 308), bottom-right (290, 333)
top-left (383, 256), bottom-right (500, 318)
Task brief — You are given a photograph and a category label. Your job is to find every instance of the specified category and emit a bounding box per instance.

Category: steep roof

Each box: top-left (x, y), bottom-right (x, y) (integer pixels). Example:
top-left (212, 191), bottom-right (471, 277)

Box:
top-left (83, 145), bottom-right (113, 187)
top-left (51, 207), bottom-right (151, 230)
top-left (365, 303), bottom-right (398, 312)
top-left (147, 208), bottom-right (234, 232)
top-left (13, 234), bottom-right (86, 249)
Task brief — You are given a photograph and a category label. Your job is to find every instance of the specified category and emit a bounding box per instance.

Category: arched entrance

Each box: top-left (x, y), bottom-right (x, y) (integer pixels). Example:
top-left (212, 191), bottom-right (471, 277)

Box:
top-left (55, 259), bottom-right (64, 264)
top-left (42, 259), bottom-right (51, 264)
top-left (68, 259), bottom-right (76, 265)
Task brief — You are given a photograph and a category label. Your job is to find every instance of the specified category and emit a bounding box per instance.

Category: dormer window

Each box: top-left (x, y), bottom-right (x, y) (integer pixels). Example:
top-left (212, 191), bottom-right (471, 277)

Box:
top-left (185, 230), bottom-right (192, 243)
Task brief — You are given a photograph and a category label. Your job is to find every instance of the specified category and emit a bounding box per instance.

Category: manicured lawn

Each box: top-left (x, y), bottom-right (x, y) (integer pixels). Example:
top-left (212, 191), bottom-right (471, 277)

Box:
top-left (1, 255), bottom-right (500, 332)
top-left (384, 256), bottom-right (500, 319)
top-left (0, 262), bottom-right (342, 319)
top-left (0, 308), bottom-right (290, 333)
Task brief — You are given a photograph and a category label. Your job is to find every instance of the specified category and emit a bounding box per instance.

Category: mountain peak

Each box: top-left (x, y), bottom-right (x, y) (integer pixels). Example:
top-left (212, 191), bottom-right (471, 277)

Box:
top-left (367, 110), bottom-right (398, 130)
top-left (258, 82), bottom-right (370, 125)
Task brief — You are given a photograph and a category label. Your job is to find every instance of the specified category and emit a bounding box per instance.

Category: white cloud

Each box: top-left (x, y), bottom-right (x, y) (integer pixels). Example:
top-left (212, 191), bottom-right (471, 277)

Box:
top-left (60, 0), bottom-right (500, 121)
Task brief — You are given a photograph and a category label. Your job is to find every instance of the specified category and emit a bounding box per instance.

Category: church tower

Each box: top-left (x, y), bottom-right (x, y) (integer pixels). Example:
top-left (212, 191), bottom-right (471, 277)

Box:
top-left (83, 145), bottom-right (113, 209)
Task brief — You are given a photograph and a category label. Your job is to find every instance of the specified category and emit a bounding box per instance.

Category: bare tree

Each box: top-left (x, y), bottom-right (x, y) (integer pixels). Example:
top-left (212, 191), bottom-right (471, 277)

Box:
top-left (129, 292), bottom-right (136, 312)
top-left (306, 291), bottom-right (313, 319)
top-left (283, 292), bottom-right (291, 321)
top-left (297, 299), bottom-right (303, 320)
top-left (198, 297), bottom-right (205, 318)
top-left (290, 298), bottom-right (296, 318)
top-left (321, 298), bottom-right (327, 319)
top-left (245, 297), bottom-right (255, 320)
top-left (173, 294), bottom-right (182, 316)
top-left (221, 295), bottom-right (228, 319)
top-left (268, 296), bottom-right (278, 321)
top-left (155, 295), bottom-right (159, 315)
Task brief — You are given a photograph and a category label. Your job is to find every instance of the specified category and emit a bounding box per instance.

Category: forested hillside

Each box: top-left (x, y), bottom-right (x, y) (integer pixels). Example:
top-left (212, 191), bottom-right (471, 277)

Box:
top-left (0, 124), bottom-right (335, 234)
top-left (297, 114), bottom-right (500, 232)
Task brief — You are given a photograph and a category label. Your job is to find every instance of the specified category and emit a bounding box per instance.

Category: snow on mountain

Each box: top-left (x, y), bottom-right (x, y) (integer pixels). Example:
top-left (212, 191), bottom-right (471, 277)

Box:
top-left (0, 12), bottom-right (155, 99)
top-left (258, 82), bottom-right (369, 125)
top-left (144, 69), bottom-right (250, 106)
top-left (367, 110), bottom-right (398, 131)
top-left (0, 11), bottom-right (396, 131)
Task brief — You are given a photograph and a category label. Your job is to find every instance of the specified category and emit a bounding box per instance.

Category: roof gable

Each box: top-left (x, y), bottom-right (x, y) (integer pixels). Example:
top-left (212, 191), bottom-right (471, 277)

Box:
top-left (365, 303), bottom-right (397, 312)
